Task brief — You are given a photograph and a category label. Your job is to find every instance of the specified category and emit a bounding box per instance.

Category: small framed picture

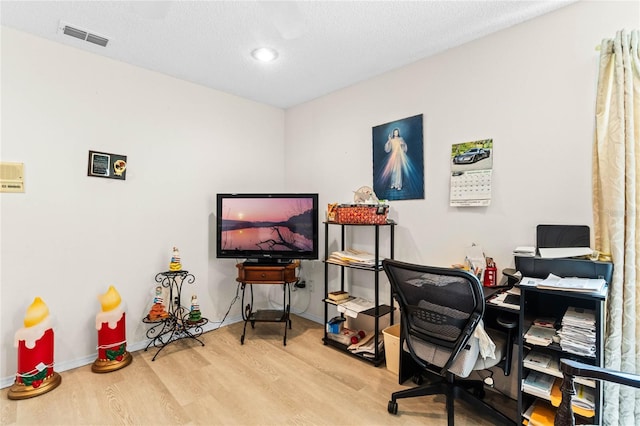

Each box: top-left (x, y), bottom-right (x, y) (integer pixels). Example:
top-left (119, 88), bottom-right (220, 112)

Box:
top-left (88, 150), bottom-right (127, 180)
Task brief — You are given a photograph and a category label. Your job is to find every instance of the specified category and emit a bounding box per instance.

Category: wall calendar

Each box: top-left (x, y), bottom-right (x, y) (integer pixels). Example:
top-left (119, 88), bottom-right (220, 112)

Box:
top-left (450, 139), bottom-right (493, 207)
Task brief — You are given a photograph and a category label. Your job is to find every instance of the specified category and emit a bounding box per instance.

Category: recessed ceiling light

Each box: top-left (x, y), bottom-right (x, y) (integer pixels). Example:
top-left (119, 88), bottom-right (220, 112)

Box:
top-left (251, 47), bottom-right (279, 62)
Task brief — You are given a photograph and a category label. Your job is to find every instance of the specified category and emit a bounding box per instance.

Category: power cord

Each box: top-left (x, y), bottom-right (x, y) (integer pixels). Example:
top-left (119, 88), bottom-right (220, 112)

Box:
top-left (210, 282), bottom-right (242, 330)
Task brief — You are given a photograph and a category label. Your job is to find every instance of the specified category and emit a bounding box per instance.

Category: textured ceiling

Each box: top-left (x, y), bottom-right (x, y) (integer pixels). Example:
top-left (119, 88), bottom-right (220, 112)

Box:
top-left (1, 1), bottom-right (574, 109)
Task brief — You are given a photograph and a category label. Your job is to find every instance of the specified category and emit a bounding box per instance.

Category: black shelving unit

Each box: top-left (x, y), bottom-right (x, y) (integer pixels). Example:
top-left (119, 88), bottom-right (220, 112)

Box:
top-left (322, 220), bottom-right (395, 366)
top-left (518, 285), bottom-right (607, 424)
top-left (142, 270), bottom-right (208, 361)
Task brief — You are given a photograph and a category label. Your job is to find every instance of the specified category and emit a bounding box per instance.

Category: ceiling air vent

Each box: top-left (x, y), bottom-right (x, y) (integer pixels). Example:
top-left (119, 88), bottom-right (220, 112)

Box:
top-left (58, 21), bottom-right (109, 47)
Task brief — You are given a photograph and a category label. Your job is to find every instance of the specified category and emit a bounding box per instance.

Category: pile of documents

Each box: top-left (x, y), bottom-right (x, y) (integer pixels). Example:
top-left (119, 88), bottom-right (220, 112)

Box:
top-left (336, 297), bottom-right (375, 318)
top-left (522, 370), bottom-right (555, 399)
top-left (550, 378), bottom-right (595, 418)
top-left (326, 249), bottom-right (380, 267)
top-left (487, 287), bottom-right (520, 310)
top-left (513, 246), bottom-right (536, 257)
top-left (558, 307), bottom-right (596, 357)
top-left (538, 247), bottom-right (593, 259)
top-left (524, 323), bottom-right (557, 347)
top-left (522, 400), bottom-right (556, 426)
top-left (347, 333), bottom-right (384, 358)
top-left (536, 273), bottom-right (606, 293)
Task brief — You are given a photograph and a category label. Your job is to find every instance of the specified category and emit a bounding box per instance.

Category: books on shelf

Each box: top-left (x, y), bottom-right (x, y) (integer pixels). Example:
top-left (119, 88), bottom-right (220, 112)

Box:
top-left (327, 290), bottom-right (350, 301)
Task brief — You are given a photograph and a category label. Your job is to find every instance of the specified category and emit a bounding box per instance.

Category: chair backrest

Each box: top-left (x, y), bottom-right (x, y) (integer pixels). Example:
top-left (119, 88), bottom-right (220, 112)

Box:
top-left (382, 259), bottom-right (485, 375)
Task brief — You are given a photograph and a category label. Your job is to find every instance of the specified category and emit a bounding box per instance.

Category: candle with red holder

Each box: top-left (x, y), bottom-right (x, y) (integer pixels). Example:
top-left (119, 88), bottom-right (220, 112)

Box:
top-left (92, 286), bottom-right (132, 373)
top-left (8, 297), bottom-right (62, 400)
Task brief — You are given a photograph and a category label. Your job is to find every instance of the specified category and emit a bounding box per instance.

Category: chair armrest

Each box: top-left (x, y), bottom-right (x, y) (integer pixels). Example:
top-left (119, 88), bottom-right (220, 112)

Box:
top-left (555, 359), bottom-right (640, 426)
top-left (560, 359), bottom-right (640, 388)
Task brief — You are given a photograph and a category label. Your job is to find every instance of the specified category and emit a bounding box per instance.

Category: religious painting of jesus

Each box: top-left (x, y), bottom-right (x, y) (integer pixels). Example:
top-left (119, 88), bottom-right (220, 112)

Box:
top-left (372, 114), bottom-right (424, 201)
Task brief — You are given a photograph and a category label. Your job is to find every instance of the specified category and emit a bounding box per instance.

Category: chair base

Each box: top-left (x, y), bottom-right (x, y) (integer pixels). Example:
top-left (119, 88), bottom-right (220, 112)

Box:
top-left (388, 374), bottom-right (516, 426)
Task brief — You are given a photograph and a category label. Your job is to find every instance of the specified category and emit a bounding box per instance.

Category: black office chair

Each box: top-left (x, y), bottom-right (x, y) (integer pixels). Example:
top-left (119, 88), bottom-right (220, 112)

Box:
top-left (382, 259), bottom-right (516, 426)
top-left (554, 358), bottom-right (640, 426)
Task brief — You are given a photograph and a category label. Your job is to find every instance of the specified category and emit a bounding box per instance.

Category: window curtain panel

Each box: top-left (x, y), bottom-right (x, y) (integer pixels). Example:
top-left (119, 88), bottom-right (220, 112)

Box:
top-left (592, 29), bottom-right (639, 425)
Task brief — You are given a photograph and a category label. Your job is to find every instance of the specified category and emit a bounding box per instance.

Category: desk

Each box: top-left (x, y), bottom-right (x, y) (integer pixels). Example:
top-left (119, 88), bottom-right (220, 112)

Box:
top-left (236, 261), bottom-right (298, 345)
top-left (484, 286), bottom-right (519, 377)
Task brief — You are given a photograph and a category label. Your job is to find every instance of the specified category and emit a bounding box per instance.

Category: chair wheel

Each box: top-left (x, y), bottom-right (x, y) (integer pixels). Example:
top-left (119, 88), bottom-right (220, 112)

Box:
top-left (412, 374), bottom-right (424, 385)
top-left (388, 401), bottom-right (398, 414)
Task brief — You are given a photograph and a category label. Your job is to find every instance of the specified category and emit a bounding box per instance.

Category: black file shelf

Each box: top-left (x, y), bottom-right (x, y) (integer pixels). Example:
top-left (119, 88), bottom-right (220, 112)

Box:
top-left (516, 257), bottom-right (611, 425)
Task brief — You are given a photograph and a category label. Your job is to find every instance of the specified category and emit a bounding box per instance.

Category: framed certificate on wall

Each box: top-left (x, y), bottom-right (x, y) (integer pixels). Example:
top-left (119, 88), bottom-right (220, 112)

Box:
top-left (88, 150), bottom-right (127, 180)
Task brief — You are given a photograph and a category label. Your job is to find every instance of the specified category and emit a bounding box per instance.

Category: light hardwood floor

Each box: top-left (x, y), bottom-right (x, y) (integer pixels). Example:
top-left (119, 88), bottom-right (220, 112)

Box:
top-left (1, 315), bottom-right (516, 425)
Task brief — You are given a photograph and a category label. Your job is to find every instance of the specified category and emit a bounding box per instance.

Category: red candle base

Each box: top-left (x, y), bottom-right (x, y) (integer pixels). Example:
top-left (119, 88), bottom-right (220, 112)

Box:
top-left (7, 371), bottom-right (61, 400)
top-left (93, 312), bottom-right (132, 373)
top-left (91, 351), bottom-right (132, 373)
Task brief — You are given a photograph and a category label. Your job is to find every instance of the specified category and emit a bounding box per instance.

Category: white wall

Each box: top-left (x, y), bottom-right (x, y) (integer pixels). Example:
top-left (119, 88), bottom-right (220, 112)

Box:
top-left (0, 28), bottom-right (285, 383)
top-left (285, 1), bottom-right (640, 321)
top-left (1, 0), bottom-right (637, 387)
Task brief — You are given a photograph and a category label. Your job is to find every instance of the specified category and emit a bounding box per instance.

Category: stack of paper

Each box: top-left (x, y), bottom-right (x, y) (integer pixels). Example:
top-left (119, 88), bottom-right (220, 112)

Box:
top-left (336, 297), bottom-right (375, 318)
top-left (525, 400), bottom-right (557, 426)
top-left (558, 307), bottom-right (596, 357)
top-left (523, 350), bottom-right (596, 388)
top-left (523, 351), bottom-right (554, 371)
top-left (326, 249), bottom-right (381, 267)
top-left (348, 333), bottom-right (383, 358)
top-left (537, 273), bottom-right (606, 293)
top-left (550, 378), bottom-right (595, 418)
top-left (538, 247), bottom-right (592, 259)
top-left (522, 370), bottom-right (555, 399)
top-left (487, 287), bottom-right (521, 310)
top-left (524, 325), bottom-right (557, 347)
top-left (513, 246), bottom-right (536, 257)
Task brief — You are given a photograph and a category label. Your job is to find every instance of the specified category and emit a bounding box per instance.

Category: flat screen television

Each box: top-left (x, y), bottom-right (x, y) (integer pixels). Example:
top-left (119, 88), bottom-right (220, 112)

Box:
top-left (216, 193), bottom-right (319, 263)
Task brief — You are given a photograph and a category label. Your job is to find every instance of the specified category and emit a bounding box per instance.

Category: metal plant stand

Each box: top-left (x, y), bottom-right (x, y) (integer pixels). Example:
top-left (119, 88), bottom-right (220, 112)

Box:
top-left (142, 270), bottom-right (208, 361)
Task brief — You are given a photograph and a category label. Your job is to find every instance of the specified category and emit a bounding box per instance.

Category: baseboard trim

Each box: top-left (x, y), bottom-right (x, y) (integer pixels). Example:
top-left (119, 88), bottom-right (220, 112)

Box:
top-left (1, 316), bottom-right (238, 389)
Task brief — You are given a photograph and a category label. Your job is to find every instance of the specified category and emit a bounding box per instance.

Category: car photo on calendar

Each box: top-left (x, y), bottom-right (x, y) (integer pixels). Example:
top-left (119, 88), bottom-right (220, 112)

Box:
top-left (451, 139), bottom-right (493, 172)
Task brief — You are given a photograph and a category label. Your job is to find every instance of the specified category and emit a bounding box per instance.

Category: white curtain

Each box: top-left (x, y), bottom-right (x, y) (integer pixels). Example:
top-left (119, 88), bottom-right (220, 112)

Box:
top-left (592, 29), bottom-right (640, 426)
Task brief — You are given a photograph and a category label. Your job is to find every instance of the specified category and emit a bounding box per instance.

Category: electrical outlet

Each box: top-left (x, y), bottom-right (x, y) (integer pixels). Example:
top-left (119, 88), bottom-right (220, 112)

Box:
top-left (307, 280), bottom-right (314, 292)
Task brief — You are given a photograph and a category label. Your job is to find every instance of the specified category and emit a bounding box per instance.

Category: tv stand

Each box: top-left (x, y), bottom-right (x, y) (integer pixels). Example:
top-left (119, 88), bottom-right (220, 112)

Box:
top-left (236, 261), bottom-right (299, 345)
